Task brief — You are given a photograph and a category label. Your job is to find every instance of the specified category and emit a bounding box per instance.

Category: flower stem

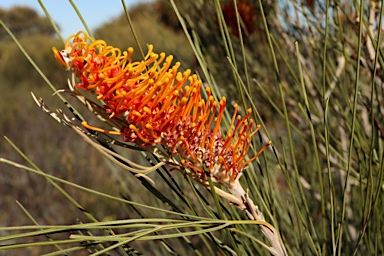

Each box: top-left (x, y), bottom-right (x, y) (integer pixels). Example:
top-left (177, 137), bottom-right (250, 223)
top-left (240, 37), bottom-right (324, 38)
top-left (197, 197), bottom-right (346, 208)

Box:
top-left (229, 182), bottom-right (287, 256)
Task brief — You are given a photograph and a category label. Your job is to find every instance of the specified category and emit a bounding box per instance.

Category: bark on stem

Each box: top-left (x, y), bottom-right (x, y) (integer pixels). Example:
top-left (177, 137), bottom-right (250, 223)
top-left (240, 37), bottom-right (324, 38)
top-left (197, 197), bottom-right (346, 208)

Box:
top-left (229, 182), bottom-right (287, 256)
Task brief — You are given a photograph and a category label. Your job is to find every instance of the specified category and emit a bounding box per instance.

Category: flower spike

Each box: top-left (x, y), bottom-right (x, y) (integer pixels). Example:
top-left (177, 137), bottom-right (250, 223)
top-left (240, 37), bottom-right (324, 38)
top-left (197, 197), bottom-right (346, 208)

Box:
top-left (53, 30), bottom-right (267, 188)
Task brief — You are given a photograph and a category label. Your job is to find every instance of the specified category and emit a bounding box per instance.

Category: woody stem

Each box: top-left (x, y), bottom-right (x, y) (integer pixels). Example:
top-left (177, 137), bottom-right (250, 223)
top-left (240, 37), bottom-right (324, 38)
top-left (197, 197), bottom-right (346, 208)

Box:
top-left (229, 182), bottom-right (288, 256)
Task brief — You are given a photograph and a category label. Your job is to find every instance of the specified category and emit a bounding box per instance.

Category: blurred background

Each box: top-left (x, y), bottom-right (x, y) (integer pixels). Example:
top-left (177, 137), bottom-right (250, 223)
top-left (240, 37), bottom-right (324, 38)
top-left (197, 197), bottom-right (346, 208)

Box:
top-left (1, 0), bottom-right (383, 255)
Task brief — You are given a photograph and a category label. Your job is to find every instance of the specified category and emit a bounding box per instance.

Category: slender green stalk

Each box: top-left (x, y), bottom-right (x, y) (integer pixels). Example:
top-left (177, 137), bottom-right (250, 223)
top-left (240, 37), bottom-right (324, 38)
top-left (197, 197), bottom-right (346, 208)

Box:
top-left (15, 201), bottom-right (65, 253)
top-left (257, 0), bottom-right (320, 253)
top-left (338, 1), bottom-right (364, 253)
top-left (0, 156), bottom-right (211, 221)
top-left (320, 1), bottom-right (336, 254)
top-left (352, 2), bottom-right (384, 254)
top-left (38, 0), bottom-right (64, 43)
top-left (69, 0), bottom-right (93, 38)
top-left (295, 41), bottom-right (326, 252)
top-left (121, 0), bottom-right (145, 60)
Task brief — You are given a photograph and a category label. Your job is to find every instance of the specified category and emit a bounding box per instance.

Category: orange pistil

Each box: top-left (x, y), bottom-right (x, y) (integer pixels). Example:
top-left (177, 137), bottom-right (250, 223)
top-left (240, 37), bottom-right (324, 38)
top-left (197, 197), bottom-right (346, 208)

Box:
top-left (82, 121), bottom-right (121, 135)
top-left (54, 30), bottom-right (268, 187)
top-left (129, 124), bottom-right (150, 144)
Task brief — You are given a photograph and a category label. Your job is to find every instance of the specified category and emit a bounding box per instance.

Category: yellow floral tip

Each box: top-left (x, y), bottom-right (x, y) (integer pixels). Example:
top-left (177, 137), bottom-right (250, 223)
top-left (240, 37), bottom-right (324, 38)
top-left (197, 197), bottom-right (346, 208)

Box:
top-left (54, 30), bottom-right (268, 187)
top-left (52, 47), bottom-right (70, 70)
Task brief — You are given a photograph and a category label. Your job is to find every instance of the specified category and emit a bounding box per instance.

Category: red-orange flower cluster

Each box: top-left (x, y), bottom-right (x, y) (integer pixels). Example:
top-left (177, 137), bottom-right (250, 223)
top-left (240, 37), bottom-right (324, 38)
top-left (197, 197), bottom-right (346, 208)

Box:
top-left (53, 31), bottom-right (266, 187)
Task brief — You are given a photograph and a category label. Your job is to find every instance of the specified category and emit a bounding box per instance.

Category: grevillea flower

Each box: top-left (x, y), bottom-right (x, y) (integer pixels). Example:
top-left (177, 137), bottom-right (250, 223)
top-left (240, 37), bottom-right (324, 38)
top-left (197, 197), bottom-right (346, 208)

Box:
top-left (53, 31), bottom-right (268, 188)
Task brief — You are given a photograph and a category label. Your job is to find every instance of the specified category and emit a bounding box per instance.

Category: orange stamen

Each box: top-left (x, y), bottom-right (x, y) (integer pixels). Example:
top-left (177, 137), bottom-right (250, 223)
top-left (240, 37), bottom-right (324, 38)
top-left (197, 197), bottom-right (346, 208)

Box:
top-left (179, 136), bottom-right (200, 164)
top-left (200, 100), bottom-right (218, 149)
top-left (219, 156), bottom-right (231, 176)
top-left (181, 159), bottom-right (204, 175)
top-left (209, 97), bottom-right (226, 151)
top-left (242, 141), bottom-right (272, 168)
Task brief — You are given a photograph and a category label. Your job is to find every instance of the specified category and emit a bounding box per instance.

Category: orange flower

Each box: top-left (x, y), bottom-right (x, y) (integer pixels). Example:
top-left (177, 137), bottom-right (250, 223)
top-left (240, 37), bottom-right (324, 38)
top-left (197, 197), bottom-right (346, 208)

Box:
top-left (53, 31), bottom-right (268, 187)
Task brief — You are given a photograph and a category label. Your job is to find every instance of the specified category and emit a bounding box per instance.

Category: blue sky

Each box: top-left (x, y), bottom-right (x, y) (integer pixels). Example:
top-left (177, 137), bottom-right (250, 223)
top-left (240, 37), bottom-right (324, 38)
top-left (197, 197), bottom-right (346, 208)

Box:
top-left (0, 0), bottom-right (151, 38)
